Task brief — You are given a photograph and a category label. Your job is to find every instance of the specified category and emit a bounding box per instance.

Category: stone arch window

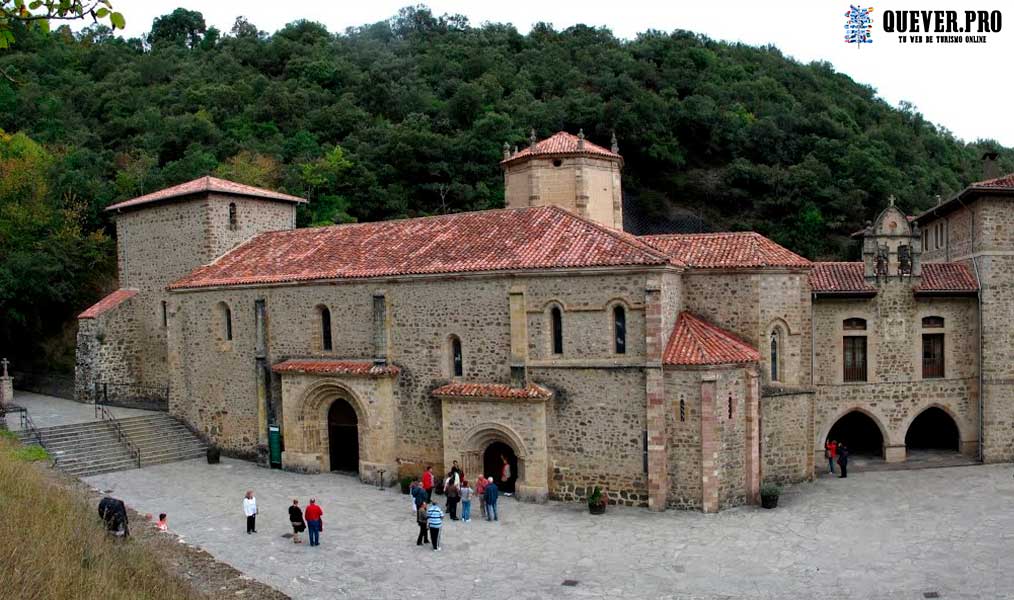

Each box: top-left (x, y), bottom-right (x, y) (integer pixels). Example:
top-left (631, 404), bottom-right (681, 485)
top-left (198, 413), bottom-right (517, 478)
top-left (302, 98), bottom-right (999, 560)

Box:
top-left (550, 306), bottom-right (563, 355)
top-left (769, 330), bottom-right (780, 382)
top-left (228, 202), bottom-right (237, 231)
top-left (613, 305), bottom-right (626, 354)
top-left (317, 305), bottom-right (333, 351)
top-left (448, 334), bottom-right (463, 378)
top-left (217, 302), bottom-right (233, 341)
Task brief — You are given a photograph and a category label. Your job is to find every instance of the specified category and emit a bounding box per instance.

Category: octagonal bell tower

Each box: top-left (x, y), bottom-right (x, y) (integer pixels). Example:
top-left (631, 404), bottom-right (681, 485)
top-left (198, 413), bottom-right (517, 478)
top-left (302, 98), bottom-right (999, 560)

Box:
top-left (501, 129), bottom-right (624, 230)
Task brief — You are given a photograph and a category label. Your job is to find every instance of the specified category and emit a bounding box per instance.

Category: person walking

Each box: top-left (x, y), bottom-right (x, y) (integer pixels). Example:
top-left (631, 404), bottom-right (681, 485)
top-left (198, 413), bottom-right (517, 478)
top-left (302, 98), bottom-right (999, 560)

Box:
top-left (422, 465), bottom-right (435, 502)
top-left (304, 497), bottom-right (323, 546)
top-left (289, 499), bottom-right (306, 544)
top-left (243, 490), bottom-right (257, 534)
top-left (426, 501), bottom-right (444, 551)
top-left (475, 474), bottom-right (488, 520)
top-left (837, 443), bottom-right (849, 478)
top-left (459, 479), bottom-right (473, 523)
top-left (825, 439), bottom-right (838, 475)
top-left (445, 475), bottom-right (460, 520)
top-left (484, 476), bottom-right (499, 522)
top-left (416, 501), bottom-right (430, 546)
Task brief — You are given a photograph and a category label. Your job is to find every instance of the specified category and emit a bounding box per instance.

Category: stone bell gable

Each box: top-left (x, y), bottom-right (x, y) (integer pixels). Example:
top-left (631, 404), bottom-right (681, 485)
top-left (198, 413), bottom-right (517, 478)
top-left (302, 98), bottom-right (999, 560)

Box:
top-left (860, 198), bottom-right (922, 280)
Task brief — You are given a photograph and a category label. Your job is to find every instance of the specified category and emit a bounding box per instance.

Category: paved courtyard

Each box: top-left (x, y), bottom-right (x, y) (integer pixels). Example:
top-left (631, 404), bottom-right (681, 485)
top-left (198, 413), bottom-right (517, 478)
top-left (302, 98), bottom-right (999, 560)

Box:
top-left (3, 391), bottom-right (156, 430)
top-left (82, 459), bottom-right (1014, 600)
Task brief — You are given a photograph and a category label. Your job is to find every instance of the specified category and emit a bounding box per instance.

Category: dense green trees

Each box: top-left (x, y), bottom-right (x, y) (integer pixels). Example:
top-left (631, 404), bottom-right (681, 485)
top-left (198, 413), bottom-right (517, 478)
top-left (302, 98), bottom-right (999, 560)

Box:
top-left (0, 5), bottom-right (1010, 367)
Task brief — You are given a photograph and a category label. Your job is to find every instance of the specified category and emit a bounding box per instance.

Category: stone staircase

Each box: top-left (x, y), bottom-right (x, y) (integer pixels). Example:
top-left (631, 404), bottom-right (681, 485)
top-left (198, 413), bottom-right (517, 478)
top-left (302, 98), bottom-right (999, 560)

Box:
top-left (18, 413), bottom-right (207, 477)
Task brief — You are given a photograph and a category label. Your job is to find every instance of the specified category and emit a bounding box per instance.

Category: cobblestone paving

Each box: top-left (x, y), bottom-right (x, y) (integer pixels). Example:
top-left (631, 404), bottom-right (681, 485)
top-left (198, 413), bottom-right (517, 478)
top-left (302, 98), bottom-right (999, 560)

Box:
top-left (85, 459), bottom-right (1014, 600)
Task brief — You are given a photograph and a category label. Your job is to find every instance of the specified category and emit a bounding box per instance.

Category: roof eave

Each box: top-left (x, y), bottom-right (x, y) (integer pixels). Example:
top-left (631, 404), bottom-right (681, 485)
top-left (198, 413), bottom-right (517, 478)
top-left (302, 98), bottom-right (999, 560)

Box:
top-left (812, 290), bottom-right (878, 298)
top-left (500, 152), bottom-right (623, 168)
top-left (913, 185), bottom-right (1014, 224)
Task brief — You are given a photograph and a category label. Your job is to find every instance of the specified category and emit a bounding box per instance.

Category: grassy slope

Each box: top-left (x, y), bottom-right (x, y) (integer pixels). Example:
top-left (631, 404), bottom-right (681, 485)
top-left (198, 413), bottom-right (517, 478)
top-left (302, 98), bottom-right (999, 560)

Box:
top-left (0, 432), bottom-right (199, 600)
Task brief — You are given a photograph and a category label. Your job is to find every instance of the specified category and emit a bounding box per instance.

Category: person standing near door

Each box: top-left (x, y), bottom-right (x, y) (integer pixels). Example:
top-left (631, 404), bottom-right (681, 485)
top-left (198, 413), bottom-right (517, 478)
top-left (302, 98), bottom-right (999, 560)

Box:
top-left (837, 443), bottom-right (849, 478)
top-left (500, 455), bottom-right (512, 496)
top-left (243, 490), bottom-right (257, 534)
top-left (825, 439), bottom-right (838, 475)
top-left (484, 476), bottom-right (499, 521)
top-left (445, 475), bottom-right (460, 520)
top-left (304, 497), bottom-right (323, 546)
top-left (475, 474), bottom-right (488, 520)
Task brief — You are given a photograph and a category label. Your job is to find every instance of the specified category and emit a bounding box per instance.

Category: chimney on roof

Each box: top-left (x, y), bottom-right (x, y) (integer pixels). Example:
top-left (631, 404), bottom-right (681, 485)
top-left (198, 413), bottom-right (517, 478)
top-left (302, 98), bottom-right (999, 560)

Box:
top-left (503, 141), bottom-right (511, 160)
top-left (529, 128), bottom-right (537, 149)
top-left (611, 131), bottom-right (619, 154)
top-left (577, 128), bottom-right (585, 150)
top-left (982, 150), bottom-right (1000, 180)
top-left (936, 194), bottom-right (942, 206)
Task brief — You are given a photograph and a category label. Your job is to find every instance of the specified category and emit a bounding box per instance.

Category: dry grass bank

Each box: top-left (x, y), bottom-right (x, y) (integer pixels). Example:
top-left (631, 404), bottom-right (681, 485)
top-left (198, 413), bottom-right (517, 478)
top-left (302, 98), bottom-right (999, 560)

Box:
top-left (0, 432), bottom-right (199, 600)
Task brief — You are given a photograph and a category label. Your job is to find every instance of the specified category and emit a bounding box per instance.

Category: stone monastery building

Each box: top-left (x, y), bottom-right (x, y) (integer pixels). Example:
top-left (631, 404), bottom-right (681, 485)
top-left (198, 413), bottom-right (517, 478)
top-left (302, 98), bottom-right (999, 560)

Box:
top-left (76, 131), bottom-right (1014, 512)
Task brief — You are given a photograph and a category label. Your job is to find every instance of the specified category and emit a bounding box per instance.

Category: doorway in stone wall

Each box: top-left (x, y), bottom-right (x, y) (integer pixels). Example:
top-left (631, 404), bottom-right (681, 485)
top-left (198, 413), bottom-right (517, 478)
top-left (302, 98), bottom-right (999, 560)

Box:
top-left (483, 441), bottom-right (518, 494)
top-left (827, 410), bottom-right (884, 471)
top-left (904, 406), bottom-right (968, 467)
top-left (327, 398), bottom-right (359, 473)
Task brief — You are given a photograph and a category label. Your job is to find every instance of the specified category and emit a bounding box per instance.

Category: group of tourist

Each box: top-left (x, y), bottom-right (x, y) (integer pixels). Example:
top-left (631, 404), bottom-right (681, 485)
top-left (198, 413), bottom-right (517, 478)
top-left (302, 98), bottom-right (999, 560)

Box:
top-left (241, 490), bottom-right (326, 546)
top-left (409, 458), bottom-right (510, 551)
top-left (825, 440), bottom-right (850, 478)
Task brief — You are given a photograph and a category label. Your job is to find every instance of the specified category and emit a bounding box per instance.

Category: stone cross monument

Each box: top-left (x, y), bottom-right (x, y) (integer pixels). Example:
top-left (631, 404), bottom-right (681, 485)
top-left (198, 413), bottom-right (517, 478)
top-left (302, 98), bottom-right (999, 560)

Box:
top-left (0, 358), bottom-right (13, 407)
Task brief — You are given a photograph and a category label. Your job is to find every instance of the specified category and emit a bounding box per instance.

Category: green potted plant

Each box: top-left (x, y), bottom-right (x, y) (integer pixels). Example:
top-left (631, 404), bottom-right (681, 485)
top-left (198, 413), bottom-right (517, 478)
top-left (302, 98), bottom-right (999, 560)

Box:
top-left (400, 476), bottom-right (413, 494)
top-left (587, 486), bottom-right (607, 514)
top-left (760, 483), bottom-right (782, 509)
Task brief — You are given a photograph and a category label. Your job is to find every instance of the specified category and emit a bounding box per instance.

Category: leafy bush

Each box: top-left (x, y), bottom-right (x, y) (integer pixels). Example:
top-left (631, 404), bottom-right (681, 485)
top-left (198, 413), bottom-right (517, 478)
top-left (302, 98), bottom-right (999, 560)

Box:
top-left (11, 444), bottom-right (49, 462)
top-left (588, 486), bottom-right (606, 507)
top-left (760, 483), bottom-right (783, 497)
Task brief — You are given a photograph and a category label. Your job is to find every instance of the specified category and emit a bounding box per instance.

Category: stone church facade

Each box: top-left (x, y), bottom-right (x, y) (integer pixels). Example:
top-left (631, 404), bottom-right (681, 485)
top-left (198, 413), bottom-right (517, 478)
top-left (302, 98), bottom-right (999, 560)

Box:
top-left (76, 131), bottom-right (1008, 512)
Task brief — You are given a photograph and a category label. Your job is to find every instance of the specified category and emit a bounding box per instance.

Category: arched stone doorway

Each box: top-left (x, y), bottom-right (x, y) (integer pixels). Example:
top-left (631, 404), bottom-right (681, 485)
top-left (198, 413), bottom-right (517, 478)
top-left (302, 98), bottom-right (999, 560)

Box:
top-left (905, 407), bottom-right (959, 452)
top-left (827, 410), bottom-right (885, 458)
top-left (327, 398), bottom-right (359, 473)
top-left (483, 441), bottom-right (518, 494)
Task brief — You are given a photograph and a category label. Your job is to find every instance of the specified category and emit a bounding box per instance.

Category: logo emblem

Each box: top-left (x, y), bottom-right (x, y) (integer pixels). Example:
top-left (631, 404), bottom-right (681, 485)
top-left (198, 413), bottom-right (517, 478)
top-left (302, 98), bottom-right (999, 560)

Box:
top-left (845, 5), bottom-right (874, 45)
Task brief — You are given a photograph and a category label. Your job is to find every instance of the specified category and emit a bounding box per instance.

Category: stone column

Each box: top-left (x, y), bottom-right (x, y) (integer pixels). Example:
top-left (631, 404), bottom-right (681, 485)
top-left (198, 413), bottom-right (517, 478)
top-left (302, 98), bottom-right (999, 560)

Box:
top-left (644, 280), bottom-right (668, 511)
top-left (701, 375), bottom-right (719, 513)
top-left (575, 159), bottom-right (590, 219)
top-left (744, 370), bottom-right (760, 505)
top-left (527, 164), bottom-right (541, 207)
top-left (611, 165), bottom-right (623, 230)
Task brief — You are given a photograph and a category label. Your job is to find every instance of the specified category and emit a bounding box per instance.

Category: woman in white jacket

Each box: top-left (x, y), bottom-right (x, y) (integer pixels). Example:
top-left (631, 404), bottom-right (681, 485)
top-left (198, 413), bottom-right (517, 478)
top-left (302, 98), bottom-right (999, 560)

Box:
top-left (243, 490), bottom-right (258, 534)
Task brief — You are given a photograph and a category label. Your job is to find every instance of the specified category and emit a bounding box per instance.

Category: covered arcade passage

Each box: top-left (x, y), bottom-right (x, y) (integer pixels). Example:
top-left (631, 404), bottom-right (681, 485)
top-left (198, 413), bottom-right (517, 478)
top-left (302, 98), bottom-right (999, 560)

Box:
top-left (827, 410), bottom-right (885, 458)
top-left (905, 407), bottom-right (960, 452)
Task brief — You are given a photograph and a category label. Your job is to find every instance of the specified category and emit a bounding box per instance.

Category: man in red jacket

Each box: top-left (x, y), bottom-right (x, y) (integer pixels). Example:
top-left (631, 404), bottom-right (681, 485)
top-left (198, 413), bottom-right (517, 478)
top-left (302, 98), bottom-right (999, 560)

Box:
top-left (304, 498), bottom-right (323, 547)
top-left (422, 465), bottom-right (434, 501)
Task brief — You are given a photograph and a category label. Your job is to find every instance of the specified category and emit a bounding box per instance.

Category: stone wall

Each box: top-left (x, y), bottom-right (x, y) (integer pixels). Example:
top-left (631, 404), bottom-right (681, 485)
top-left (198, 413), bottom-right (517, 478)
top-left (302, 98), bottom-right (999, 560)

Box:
top-left (681, 270), bottom-right (812, 386)
top-left (168, 268), bottom-right (671, 506)
top-left (665, 369), bottom-right (701, 509)
top-left (760, 387), bottom-right (815, 485)
top-left (75, 297), bottom-right (140, 402)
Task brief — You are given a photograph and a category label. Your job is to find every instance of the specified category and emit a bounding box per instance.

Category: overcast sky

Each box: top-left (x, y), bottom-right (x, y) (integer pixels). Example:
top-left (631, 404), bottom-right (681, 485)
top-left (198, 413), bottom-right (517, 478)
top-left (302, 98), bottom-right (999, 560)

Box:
top-left (95, 0), bottom-right (1014, 146)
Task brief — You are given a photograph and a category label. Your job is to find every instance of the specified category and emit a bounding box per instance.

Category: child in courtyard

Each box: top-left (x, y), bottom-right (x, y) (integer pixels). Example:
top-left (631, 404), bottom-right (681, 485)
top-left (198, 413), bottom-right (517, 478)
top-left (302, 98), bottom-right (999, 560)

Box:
top-left (459, 479), bottom-right (473, 523)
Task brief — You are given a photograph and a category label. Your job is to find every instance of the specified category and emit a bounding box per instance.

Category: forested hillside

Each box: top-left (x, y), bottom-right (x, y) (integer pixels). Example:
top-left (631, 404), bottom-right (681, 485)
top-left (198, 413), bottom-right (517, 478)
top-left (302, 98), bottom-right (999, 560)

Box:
top-left (0, 5), bottom-right (1010, 369)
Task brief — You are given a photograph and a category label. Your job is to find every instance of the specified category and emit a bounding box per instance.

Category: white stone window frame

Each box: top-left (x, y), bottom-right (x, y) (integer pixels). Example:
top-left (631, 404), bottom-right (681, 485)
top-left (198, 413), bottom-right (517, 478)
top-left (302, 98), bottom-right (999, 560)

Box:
top-left (838, 315), bottom-right (875, 385)
top-left (915, 313), bottom-right (950, 381)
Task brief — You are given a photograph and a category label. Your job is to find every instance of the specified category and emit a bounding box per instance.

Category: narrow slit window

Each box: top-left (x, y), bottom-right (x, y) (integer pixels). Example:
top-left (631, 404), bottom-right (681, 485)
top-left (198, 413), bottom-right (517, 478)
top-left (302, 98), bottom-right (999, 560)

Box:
top-left (769, 331), bottom-right (779, 381)
top-left (228, 202), bottom-right (237, 231)
top-left (679, 398), bottom-right (685, 422)
top-left (551, 307), bottom-right (563, 355)
top-left (728, 396), bottom-right (733, 420)
top-left (161, 301), bottom-right (168, 328)
top-left (319, 306), bottom-right (332, 351)
top-left (451, 336), bottom-right (463, 377)
top-left (223, 305), bottom-right (233, 341)
top-left (613, 305), bottom-right (626, 354)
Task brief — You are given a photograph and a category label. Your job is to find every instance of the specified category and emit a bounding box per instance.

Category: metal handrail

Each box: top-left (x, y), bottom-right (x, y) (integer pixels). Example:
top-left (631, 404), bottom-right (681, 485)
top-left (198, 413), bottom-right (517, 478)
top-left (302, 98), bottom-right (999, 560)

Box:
top-left (96, 402), bottom-right (141, 469)
top-left (19, 410), bottom-right (57, 468)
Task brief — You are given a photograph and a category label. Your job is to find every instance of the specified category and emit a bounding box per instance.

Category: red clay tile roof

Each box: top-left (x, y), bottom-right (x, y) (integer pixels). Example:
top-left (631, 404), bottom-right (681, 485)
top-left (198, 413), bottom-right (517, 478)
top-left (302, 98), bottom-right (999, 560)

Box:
top-left (271, 359), bottom-right (400, 377)
top-left (106, 176), bottom-right (307, 212)
top-left (971, 172), bottom-right (1014, 189)
top-left (169, 206), bottom-right (673, 289)
top-left (915, 263), bottom-right (978, 293)
top-left (501, 131), bottom-right (620, 164)
top-left (663, 312), bottom-right (760, 366)
top-left (431, 382), bottom-right (554, 400)
top-left (641, 232), bottom-right (811, 269)
top-left (78, 289), bottom-right (138, 319)
top-left (810, 263), bottom-right (876, 295)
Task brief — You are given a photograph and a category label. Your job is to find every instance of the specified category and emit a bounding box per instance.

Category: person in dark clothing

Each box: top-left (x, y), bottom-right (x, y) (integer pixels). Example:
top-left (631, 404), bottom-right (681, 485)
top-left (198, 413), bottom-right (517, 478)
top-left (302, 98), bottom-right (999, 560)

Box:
top-left (450, 460), bottom-right (463, 484)
top-left (445, 476), bottom-right (460, 520)
top-left (411, 477), bottom-right (428, 510)
top-left (416, 501), bottom-right (430, 546)
top-left (837, 443), bottom-right (849, 478)
top-left (484, 477), bottom-right (499, 521)
top-left (288, 499), bottom-right (306, 544)
top-left (98, 497), bottom-right (129, 537)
